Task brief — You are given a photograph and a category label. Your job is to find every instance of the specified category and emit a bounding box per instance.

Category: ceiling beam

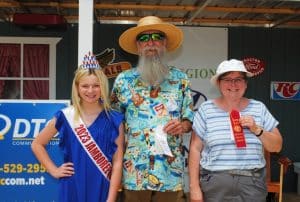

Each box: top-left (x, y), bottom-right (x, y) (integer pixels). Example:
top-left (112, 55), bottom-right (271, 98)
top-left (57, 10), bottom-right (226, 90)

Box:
top-left (185, 0), bottom-right (213, 24)
top-left (270, 14), bottom-right (300, 27)
top-left (1, 2), bottom-right (300, 15)
top-left (2, 2), bottom-right (300, 28)
top-left (62, 15), bottom-right (300, 27)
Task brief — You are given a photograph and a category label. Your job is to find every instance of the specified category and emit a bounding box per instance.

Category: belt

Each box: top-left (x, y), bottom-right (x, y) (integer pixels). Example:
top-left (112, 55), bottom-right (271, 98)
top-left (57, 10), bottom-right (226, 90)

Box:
top-left (202, 168), bottom-right (263, 177)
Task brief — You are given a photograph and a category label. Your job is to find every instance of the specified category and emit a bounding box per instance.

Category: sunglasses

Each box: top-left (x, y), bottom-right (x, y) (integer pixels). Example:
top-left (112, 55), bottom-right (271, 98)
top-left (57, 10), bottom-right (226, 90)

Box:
top-left (136, 33), bottom-right (165, 42)
top-left (220, 77), bottom-right (246, 85)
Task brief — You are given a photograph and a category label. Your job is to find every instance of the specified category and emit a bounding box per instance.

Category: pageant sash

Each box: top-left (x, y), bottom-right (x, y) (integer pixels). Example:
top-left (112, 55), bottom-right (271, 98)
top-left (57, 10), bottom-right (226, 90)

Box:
top-left (230, 110), bottom-right (247, 148)
top-left (63, 107), bottom-right (112, 181)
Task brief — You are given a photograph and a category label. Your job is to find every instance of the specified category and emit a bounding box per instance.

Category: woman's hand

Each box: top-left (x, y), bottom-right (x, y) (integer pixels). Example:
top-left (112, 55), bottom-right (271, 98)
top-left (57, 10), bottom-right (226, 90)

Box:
top-left (49, 162), bottom-right (74, 179)
top-left (239, 115), bottom-right (261, 135)
top-left (189, 186), bottom-right (204, 202)
top-left (240, 115), bottom-right (282, 151)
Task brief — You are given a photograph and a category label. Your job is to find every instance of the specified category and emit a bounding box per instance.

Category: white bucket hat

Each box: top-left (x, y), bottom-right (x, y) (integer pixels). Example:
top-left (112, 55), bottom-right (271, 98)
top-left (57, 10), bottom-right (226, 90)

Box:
top-left (210, 59), bottom-right (254, 87)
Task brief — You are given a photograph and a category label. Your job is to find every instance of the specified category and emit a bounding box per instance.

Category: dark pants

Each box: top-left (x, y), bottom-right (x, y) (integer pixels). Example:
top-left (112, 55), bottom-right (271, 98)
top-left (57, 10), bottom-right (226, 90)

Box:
top-left (123, 189), bottom-right (185, 202)
top-left (200, 168), bottom-right (267, 202)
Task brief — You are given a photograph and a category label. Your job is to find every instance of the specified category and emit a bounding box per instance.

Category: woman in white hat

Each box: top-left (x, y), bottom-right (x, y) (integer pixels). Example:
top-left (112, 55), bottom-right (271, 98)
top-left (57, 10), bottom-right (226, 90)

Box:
top-left (189, 59), bottom-right (283, 202)
top-left (112, 16), bottom-right (194, 202)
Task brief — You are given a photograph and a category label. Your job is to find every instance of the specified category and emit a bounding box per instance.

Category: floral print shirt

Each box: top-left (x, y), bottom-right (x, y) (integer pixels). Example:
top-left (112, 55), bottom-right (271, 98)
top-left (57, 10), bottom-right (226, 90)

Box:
top-left (111, 67), bottom-right (194, 191)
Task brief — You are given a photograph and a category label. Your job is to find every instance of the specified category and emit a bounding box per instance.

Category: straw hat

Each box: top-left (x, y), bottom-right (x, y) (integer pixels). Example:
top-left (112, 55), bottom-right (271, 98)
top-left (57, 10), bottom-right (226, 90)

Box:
top-left (210, 59), bottom-right (254, 87)
top-left (119, 16), bottom-right (183, 55)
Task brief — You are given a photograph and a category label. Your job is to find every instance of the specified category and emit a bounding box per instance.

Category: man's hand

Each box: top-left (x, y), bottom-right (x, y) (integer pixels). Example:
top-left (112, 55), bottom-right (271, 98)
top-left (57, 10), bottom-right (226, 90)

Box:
top-left (163, 119), bottom-right (192, 135)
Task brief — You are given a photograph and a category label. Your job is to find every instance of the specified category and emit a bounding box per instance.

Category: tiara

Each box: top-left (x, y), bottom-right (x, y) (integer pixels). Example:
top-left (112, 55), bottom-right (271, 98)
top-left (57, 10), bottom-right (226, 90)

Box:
top-left (80, 52), bottom-right (100, 69)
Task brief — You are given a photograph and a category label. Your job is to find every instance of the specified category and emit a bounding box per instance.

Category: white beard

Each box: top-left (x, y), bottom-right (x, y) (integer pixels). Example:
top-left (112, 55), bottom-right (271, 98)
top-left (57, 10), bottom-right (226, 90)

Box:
top-left (137, 46), bottom-right (169, 85)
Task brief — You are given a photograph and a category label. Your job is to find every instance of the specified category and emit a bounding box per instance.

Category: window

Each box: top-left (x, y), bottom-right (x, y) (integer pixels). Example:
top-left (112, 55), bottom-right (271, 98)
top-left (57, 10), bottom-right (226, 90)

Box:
top-left (0, 37), bottom-right (61, 99)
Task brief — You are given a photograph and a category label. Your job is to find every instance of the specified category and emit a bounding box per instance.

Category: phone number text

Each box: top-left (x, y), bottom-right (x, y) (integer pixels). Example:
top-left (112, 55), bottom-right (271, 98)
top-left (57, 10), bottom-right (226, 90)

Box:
top-left (0, 164), bottom-right (46, 173)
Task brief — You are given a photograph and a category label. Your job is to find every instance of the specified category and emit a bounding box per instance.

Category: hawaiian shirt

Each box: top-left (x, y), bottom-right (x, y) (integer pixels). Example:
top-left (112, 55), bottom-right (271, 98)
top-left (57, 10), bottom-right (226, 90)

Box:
top-left (111, 66), bottom-right (194, 191)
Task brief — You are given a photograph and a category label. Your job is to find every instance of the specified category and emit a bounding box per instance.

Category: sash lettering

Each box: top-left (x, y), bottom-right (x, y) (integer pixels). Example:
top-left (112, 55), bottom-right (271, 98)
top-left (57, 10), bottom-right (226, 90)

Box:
top-left (63, 107), bottom-right (112, 181)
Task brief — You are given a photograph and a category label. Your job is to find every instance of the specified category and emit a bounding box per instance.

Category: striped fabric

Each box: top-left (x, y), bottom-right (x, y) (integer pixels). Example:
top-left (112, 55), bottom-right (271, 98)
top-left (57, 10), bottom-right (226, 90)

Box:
top-left (192, 99), bottom-right (279, 171)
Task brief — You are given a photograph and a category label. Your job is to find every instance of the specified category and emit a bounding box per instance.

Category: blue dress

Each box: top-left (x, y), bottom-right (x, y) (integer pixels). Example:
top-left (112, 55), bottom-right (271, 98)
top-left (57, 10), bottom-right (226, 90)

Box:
top-left (54, 108), bottom-right (123, 202)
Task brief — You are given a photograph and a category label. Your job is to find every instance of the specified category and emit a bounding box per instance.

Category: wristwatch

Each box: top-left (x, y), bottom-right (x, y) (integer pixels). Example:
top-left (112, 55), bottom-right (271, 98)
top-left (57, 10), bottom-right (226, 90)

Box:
top-left (256, 129), bottom-right (264, 137)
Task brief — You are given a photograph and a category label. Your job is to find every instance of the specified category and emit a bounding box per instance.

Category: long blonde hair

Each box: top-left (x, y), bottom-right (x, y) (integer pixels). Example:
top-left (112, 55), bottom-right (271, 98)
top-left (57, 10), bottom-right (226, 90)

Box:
top-left (71, 67), bottom-right (110, 120)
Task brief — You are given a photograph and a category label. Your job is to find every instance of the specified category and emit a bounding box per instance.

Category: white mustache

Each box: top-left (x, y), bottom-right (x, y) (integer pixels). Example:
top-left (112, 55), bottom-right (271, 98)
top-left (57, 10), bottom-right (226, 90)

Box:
top-left (141, 46), bottom-right (161, 55)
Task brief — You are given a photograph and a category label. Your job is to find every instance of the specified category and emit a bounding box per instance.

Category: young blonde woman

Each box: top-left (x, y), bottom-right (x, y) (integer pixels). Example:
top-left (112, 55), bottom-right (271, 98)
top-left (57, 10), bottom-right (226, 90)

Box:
top-left (32, 53), bottom-right (124, 202)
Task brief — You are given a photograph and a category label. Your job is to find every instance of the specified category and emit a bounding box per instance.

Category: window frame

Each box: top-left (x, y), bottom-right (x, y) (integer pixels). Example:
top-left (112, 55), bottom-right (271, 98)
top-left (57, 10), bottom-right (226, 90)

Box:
top-left (0, 37), bottom-right (61, 99)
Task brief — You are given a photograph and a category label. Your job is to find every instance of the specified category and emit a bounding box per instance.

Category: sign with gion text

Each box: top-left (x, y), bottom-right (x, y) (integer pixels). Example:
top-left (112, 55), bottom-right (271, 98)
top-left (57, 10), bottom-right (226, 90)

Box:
top-left (271, 81), bottom-right (300, 100)
top-left (167, 26), bottom-right (228, 192)
top-left (0, 100), bottom-right (69, 201)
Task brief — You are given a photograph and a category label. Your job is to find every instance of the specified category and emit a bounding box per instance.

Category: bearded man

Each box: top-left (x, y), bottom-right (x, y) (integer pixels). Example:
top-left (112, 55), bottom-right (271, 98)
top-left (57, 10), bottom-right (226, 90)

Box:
top-left (111, 16), bottom-right (194, 202)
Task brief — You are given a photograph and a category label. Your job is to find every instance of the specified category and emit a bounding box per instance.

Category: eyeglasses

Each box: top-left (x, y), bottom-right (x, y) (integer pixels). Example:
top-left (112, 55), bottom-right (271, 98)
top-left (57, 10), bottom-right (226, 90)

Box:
top-left (136, 33), bottom-right (165, 42)
top-left (220, 77), bottom-right (245, 85)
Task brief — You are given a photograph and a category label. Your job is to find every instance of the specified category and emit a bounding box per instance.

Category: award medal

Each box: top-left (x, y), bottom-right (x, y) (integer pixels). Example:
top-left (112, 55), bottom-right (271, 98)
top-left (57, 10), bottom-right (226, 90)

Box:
top-left (230, 110), bottom-right (246, 148)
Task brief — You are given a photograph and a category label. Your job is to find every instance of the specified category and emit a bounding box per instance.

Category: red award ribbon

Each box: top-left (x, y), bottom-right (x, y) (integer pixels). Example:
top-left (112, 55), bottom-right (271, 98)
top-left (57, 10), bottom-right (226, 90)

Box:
top-left (230, 110), bottom-right (246, 148)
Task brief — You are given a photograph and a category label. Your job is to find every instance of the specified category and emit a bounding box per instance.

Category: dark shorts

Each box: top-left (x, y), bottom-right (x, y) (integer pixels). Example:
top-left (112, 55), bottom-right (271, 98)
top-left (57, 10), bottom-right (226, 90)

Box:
top-left (123, 189), bottom-right (185, 202)
top-left (200, 168), bottom-right (267, 202)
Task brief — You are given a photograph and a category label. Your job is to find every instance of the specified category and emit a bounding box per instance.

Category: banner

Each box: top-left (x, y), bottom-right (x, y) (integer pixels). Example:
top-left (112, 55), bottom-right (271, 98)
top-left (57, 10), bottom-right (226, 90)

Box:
top-left (167, 26), bottom-right (228, 192)
top-left (168, 26), bottom-right (228, 108)
top-left (0, 100), bottom-right (69, 201)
